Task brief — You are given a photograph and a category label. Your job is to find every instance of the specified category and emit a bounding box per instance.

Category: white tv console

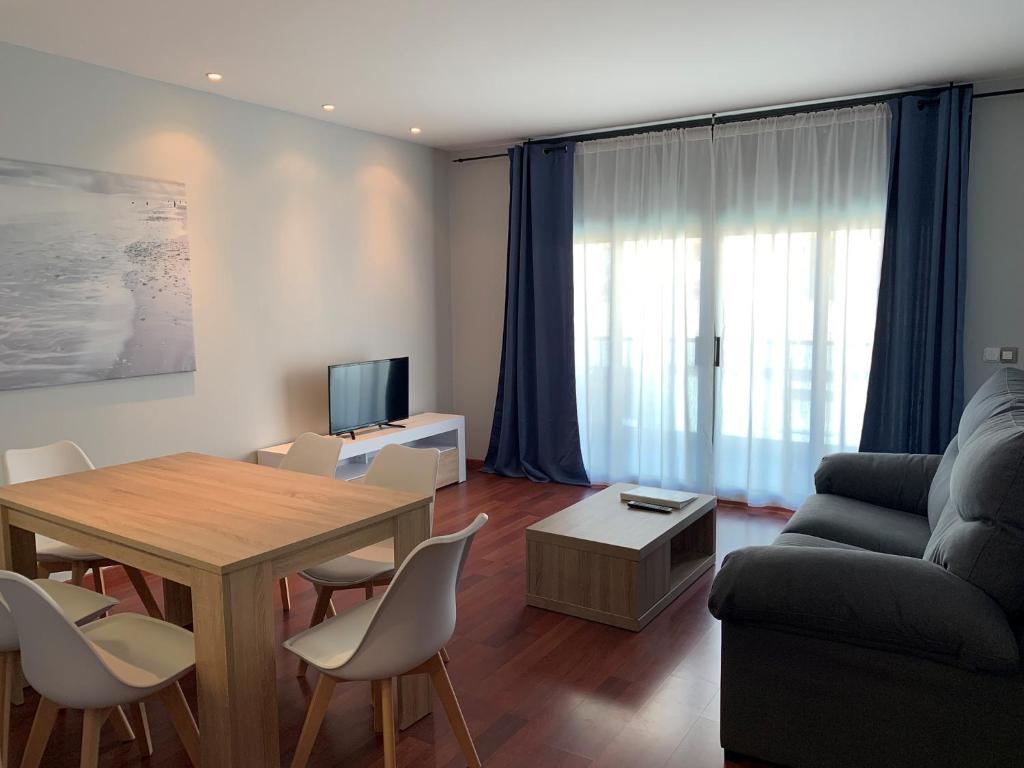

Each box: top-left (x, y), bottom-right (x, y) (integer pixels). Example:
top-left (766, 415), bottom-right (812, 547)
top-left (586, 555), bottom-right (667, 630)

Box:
top-left (256, 412), bottom-right (466, 488)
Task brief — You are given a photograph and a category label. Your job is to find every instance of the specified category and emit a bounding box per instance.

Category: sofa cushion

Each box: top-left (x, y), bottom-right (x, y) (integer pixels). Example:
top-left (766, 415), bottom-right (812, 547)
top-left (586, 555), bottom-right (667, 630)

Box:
top-left (773, 532), bottom-right (866, 551)
top-left (927, 438), bottom-right (958, 530)
top-left (815, 452), bottom-right (940, 517)
top-left (924, 370), bottom-right (1024, 616)
top-left (783, 494), bottom-right (932, 557)
top-left (957, 367), bottom-right (1024, 443)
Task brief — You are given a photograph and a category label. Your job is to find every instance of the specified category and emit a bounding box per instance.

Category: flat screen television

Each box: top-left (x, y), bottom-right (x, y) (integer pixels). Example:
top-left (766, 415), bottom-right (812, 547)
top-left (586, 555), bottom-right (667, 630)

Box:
top-left (328, 357), bottom-right (409, 437)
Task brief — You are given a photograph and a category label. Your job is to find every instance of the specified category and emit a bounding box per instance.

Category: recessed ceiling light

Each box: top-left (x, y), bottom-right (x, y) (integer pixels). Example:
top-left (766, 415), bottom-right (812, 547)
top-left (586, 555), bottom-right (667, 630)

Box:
top-left (410, 127), bottom-right (422, 135)
top-left (322, 104), bottom-right (336, 112)
top-left (206, 73), bottom-right (223, 82)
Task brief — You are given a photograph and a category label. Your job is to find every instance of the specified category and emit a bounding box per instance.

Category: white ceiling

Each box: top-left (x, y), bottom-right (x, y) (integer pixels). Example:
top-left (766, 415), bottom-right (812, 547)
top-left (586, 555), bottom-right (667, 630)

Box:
top-left (2, 0), bottom-right (1023, 149)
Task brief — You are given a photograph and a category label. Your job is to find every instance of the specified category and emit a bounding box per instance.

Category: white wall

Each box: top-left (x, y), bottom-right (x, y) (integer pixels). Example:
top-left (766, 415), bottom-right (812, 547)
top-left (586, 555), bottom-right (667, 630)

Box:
top-left (965, 78), bottom-right (1024, 394)
top-left (0, 43), bottom-right (451, 468)
top-left (447, 153), bottom-right (509, 459)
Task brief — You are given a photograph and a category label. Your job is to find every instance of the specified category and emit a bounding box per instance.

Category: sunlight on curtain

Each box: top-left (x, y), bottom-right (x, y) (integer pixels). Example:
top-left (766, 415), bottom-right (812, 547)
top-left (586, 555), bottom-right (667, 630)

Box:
top-left (573, 106), bottom-right (890, 507)
top-left (714, 106), bottom-right (890, 506)
top-left (574, 128), bottom-right (715, 490)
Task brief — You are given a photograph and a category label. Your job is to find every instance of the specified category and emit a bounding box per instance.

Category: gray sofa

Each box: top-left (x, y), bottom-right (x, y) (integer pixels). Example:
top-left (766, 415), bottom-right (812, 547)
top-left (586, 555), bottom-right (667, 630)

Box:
top-left (708, 367), bottom-right (1024, 768)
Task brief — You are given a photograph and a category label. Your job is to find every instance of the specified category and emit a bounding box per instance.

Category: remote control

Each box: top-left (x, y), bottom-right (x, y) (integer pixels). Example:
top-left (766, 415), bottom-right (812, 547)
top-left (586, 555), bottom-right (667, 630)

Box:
top-left (626, 500), bottom-right (675, 514)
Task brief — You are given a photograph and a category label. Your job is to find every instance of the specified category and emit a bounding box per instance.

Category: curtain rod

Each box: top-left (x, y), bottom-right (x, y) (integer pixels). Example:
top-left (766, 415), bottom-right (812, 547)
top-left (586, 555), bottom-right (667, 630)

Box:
top-left (529, 84), bottom-right (953, 146)
top-left (451, 153), bottom-right (507, 163)
top-left (973, 86), bottom-right (1024, 100)
top-left (451, 83), bottom-right (1022, 162)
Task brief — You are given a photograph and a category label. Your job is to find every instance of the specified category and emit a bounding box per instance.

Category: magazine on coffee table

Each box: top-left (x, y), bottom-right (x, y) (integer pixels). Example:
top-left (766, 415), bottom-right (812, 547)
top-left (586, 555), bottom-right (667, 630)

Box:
top-left (619, 486), bottom-right (699, 509)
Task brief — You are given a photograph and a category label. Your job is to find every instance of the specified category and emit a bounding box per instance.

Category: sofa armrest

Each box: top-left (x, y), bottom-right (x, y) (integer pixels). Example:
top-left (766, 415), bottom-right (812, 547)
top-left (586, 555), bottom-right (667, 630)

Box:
top-left (814, 452), bottom-right (941, 516)
top-left (708, 545), bottom-right (1020, 673)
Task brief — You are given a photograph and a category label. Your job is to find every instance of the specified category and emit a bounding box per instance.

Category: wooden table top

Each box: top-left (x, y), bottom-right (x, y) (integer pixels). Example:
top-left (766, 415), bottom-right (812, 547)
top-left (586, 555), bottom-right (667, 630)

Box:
top-left (0, 452), bottom-right (431, 574)
top-left (525, 483), bottom-right (716, 560)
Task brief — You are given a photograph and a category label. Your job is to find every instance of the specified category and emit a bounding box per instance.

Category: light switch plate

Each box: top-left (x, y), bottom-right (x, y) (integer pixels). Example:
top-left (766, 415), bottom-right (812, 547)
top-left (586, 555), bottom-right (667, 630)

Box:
top-left (984, 347), bottom-right (1000, 362)
top-left (1000, 347), bottom-right (1019, 364)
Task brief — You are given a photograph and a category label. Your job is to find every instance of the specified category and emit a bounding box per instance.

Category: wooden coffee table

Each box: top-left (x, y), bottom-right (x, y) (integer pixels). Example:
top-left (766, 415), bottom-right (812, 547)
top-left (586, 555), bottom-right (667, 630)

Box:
top-left (525, 483), bottom-right (716, 631)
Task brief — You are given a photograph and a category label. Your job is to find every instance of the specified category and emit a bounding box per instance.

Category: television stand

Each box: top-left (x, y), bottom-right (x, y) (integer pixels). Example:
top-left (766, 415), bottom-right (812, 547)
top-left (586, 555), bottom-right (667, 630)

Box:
top-left (257, 412), bottom-right (466, 489)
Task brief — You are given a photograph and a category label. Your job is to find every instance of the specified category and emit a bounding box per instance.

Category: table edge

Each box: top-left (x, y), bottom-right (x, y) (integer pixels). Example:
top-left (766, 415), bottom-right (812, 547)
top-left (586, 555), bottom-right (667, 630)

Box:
top-left (0, 495), bottom-right (432, 575)
top-left (525, 495), bottom-right (717, 560)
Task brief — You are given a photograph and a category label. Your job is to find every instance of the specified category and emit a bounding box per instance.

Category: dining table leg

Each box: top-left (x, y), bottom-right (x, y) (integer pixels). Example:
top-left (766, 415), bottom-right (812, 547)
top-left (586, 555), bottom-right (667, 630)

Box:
top-left (393, 503), bottom-right (433, 730)
top-left (0, 507), bottom-right (38, 578)
top-left (191, 561), bottom-right (280, 767)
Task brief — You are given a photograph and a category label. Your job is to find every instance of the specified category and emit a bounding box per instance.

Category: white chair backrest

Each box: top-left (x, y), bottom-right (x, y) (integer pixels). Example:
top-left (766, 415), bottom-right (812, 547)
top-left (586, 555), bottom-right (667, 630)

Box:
top-left (0, 441), bottom-right (94, 653)
top-left (0, 572), bottom-right (139, 709)
top-left (2, 440), bottom-right (93, 485)
top-left (335, 514), bottom-right (487, 680)
top-left (278, 433), bottom-right (342, 478)
top-left (365, 444), bottom-right (440, 529)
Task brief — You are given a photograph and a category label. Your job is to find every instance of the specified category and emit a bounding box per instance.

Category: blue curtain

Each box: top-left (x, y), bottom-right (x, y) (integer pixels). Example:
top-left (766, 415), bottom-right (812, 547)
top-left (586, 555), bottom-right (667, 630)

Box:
top-left (860, 85), bottom-right (973, 454)
top-left (483, 143), bottom-right (590, 485)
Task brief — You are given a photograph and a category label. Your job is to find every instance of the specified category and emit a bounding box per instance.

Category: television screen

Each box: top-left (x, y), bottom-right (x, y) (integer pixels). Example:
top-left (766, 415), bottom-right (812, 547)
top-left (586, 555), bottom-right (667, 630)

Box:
top-left (328, 357), bottom-right (409, 435)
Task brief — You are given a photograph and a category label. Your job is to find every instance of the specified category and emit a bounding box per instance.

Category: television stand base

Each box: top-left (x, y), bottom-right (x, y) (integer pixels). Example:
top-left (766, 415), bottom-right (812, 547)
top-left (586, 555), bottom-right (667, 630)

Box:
top-left (258, 413), bottom-right (467, 490)
top-left (379, 422), bottom-right (407, 430)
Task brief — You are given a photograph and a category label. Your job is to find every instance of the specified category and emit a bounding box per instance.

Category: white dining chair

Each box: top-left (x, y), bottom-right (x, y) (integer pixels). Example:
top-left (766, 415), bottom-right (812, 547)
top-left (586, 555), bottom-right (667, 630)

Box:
top-left (275, 432), bottom-right (344, 610)
top-left (284, 513), bottom-right (487, 768)
top-left (0, 571), bottom-right (200, 768)
top-left (295, 443), bottom-right (439, 676)
top-left (1, 441), bottom-right (165, 618)
top-left (0, 578), bottom-right (117, 768)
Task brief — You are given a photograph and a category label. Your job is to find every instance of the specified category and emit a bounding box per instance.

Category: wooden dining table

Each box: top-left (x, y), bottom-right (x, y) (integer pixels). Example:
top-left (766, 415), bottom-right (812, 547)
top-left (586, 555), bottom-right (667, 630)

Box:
top-left (0, 451), bottom-right (434, 767)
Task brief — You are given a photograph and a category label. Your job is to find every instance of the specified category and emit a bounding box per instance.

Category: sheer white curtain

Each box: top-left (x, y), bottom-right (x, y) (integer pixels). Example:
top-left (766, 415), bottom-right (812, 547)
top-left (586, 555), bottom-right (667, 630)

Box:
top-left (713, 105), bottom-right (890, 506)
top-left (573, 105), bottom-right (891, 507)
top-left (574, 128), bottom-right (716, 490)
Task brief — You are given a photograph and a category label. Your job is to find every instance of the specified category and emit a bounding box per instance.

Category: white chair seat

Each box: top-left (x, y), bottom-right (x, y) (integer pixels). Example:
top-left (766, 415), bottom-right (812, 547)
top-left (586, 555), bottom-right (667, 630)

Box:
top-left (284, 596), bottom-right (382, 674)
top-left (81, 614), bottom-right (195, 690)
top-left (35, 534), bottom-right (101, 563)
top-left (300, 541), bottom-right (395, 587)
top-left (34, 579), bottom-right (117, 625)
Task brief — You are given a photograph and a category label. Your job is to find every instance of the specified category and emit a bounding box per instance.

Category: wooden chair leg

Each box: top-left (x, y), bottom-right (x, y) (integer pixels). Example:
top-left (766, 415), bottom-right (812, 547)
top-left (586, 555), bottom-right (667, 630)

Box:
top-left (70, 561), bottom-right (87, 587)
top-left (289, 675), bottom-right (337, 768)
top-left (20, 697), bottom-right (59, 768)
top-left (279, 577), bottom-right (292, 612)
top-left (90, 565), bottom-right (106, 595)
top-left (81, 708), bottom-right (112, 768)
top-left (108, 705), bottom-right (135, 742)
top-left (440, 646), bottom-right (451, 665)
top-left (427, 653), bottom-right (481, 768)
top-left (364, 582), bottom-right (374, 600)
top-left (123, 566), bottom-right (165, 620)
top-left (0, 652), bottom-right (13, 768)
top-left (157, 682), bottom-right (200, 766)
top-left (380, 677), bottom-right (397, 768)
top-left (298, 587), bottom-right (335, 677)
top-left (128, 702), bottom-right (154, 757)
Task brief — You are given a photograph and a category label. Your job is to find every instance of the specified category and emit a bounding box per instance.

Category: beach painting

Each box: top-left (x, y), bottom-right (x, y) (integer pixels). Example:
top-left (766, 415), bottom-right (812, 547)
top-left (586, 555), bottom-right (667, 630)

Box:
top-left (0, 157), bottom-right (196, 391)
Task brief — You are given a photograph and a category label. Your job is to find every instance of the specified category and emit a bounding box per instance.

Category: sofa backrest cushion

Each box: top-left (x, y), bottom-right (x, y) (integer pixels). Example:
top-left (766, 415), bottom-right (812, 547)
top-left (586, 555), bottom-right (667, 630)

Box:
top-left (924, 367), bottom-right (1024, 616)
top-left (927, 439), bottom-right (958, 529)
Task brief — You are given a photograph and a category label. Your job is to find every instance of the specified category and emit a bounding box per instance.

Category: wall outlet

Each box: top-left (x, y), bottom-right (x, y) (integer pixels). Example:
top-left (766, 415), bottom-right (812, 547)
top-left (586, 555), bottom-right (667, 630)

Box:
top-left (1000, 347), bottom-right (1019, 364)
top-left (984, 347), bottom-right (1000, 362)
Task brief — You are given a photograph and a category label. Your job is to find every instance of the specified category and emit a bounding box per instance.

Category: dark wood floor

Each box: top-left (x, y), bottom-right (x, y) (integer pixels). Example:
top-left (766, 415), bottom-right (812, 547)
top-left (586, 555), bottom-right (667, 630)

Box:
top-left (9, 468), bottom-right (789, 767)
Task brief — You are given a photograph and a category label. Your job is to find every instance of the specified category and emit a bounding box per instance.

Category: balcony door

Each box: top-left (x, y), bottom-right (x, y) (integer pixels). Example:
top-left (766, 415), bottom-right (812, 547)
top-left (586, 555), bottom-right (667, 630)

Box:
top-left (573, 105), bottom-right (891, 507)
